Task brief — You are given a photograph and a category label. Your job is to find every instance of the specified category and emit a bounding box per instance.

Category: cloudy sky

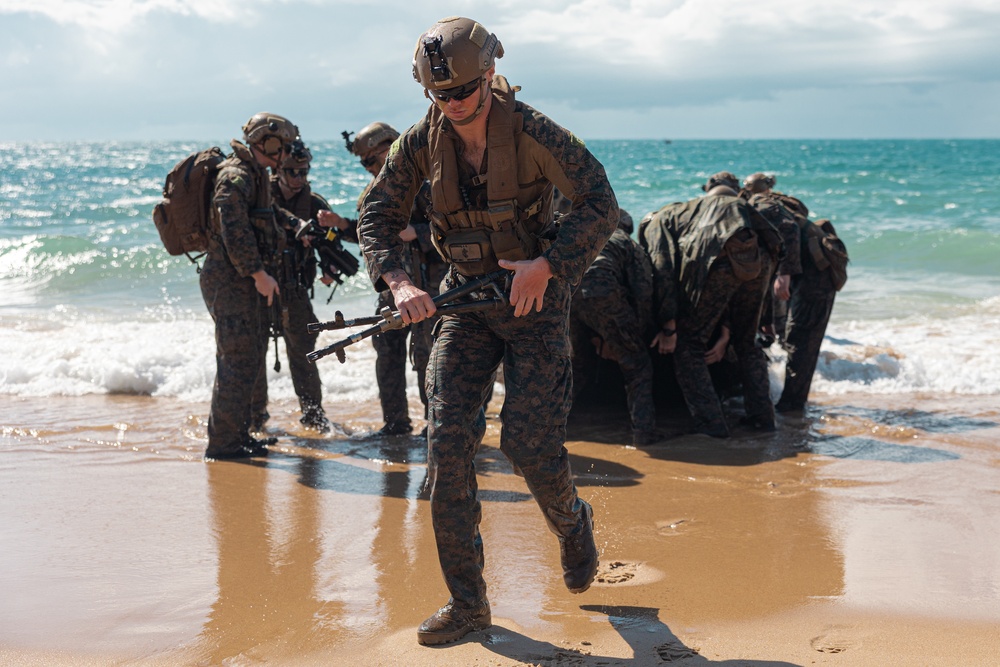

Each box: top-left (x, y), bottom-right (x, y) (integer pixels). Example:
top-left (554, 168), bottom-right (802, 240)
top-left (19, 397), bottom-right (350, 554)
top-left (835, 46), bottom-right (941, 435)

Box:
top-left (3, 0), bottom-right (999, 141)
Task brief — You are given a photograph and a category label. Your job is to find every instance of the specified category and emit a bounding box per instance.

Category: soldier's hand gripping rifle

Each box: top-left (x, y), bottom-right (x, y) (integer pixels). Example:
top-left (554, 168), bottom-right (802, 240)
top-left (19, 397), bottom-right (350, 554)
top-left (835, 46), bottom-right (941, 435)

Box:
top-left (306, 271), bottom-right (509, 364)
top-left (294, 220), bottom-right (360, 302)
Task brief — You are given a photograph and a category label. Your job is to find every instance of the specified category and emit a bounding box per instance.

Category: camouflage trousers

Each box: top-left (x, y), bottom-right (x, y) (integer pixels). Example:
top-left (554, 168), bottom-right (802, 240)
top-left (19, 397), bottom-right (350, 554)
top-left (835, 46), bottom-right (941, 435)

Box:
top-left (200, 254), bottom-right (269, 455)
top-left (251, 286), bottom-right (325, 422)
top-left (571, 291), bottom-right (655, 434)
top-left (674, 254), bottom-right (775, 432)
top-left (778, 281), bottom-right (835, 409)
top-left (372, 289), bottom-right (435, 430)
top-left (426, 276), bottom-right (589, 606)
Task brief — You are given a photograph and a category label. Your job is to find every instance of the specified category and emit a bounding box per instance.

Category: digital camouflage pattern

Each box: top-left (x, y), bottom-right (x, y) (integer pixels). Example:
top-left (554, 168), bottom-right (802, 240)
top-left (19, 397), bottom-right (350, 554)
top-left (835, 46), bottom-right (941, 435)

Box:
top-left (359, 92), bottom-right (618, 289)
top-left (426, 276), bottom-right (587, 605)
top-left (202, 141), bottom-right (278, 456)
top-left (641, 192), bottom-right (779, 435)
top-left (777, 207), bottom-right (839, 411)
top-left (250, 182), bottom-right (332, 426)
top-left (778, 284), bottom-right (835, 411)
top-left (358, 86), bottom-right (617, 606)
top-left (673, 253), bottom-right (776, 434)
top-left (571, 229), bottom-right (655, 437)
top-left (337, 181), bottom-right (445, 430)
top-left (745, 192), bottom-right (801, 277)
top-left (640, 193), bottom-right (782, 326)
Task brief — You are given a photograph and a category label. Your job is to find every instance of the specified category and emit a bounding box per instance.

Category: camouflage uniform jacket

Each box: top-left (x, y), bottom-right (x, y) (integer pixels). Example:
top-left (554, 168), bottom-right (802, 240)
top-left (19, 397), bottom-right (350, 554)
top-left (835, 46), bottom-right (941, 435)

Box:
top-left (576, 228), bottom-right (654, 337)
top-left (212, 140), bottom-right (294, 276)
top-left (339, 180), bottom-right (443, 292)
top-left (639, 194), bottom-right (782, 325)
top-left (357, 81), bottom-right (619, 291)
top-left (746, 192), bottom-right (802, 276)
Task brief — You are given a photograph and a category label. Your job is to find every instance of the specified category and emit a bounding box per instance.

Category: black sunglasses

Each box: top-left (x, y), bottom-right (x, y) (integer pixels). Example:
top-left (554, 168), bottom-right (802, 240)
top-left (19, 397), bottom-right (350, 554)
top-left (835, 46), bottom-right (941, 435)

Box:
top-left (430, 77), bottom-right (482, 103)
top-left (284, 168), bottom-right (309, 178)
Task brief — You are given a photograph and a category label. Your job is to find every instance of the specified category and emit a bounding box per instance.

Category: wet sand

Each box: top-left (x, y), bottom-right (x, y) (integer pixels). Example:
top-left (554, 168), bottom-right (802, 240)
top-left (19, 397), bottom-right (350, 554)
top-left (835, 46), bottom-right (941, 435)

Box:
top-left (2, 391), bottom-right (999, 666)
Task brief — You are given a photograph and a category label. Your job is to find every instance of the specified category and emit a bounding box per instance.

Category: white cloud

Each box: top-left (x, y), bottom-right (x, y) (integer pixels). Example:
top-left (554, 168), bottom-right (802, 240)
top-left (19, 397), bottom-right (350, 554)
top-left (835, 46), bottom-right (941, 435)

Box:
top-left (1, 0), bottom-right (999, 139)
top-left (0, 0), bottom-right (246, 32)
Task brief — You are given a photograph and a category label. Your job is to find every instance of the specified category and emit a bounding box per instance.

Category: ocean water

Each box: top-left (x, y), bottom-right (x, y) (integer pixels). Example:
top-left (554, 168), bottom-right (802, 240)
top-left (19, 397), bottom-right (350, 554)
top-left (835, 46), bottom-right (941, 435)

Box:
top-left (1, 139), bottom-right (999, 404)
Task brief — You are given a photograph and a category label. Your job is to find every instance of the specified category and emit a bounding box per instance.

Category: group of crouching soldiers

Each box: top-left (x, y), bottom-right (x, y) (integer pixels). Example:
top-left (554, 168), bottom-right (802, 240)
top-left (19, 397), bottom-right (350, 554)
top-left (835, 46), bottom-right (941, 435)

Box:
top-left (572, 170), bottom-right (838, 445)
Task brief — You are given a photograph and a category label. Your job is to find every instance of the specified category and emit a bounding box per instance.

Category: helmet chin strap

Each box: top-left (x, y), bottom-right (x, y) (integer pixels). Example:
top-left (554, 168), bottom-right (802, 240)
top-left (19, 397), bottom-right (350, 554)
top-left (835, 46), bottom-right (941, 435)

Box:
top-left (450, 77), bottom-right (490, 127)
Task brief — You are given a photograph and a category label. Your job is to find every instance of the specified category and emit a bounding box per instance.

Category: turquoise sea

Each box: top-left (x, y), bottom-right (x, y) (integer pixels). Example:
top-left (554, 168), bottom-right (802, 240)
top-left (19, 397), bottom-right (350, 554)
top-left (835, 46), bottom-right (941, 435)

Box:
top-left (1, 139), bottom-right (999, 403)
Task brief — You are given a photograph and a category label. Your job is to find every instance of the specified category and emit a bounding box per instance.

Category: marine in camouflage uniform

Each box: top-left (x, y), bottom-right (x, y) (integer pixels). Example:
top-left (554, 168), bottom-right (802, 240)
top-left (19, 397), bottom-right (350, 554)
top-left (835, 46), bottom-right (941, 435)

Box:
top-left (320, 122), bottom-right (447, 435)
top-left (201, 113), bottom-right (300, 459)
top-left (248, 140), bottom-right (331, 433)
top-left (640, 172), bottom-right (782, 438)
top-left (570, 214), bottom-right (657, 445)
top-left (743, 174), bottom-right (837, 412)
top-left (356, 17), bottom-right (617, 646)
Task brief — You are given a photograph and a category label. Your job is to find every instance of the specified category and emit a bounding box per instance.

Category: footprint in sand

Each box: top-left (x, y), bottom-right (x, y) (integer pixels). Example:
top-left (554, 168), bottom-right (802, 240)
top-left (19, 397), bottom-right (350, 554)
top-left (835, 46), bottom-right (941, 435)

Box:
top-left (595, 560), bottom-right (637, 584)
top-left (655, 640), bottom-right (700, 662)
top-left (810, 627), bottom-right (860, 654)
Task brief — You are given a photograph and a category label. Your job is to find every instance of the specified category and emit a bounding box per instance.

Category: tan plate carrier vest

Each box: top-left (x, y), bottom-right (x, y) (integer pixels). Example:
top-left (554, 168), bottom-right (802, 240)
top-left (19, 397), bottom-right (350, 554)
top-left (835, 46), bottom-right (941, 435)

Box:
top-left (426, 77), bottom-right (553, 277)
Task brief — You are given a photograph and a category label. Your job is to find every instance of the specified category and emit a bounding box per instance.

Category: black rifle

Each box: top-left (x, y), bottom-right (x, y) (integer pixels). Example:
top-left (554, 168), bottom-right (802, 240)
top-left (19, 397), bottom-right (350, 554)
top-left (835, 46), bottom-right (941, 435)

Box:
top-left (307, 271), bottom-right (509, 364)
top-left (267, 295), bottom-right (287, 372)
top-left (295, 220), bottom-right (360, 302)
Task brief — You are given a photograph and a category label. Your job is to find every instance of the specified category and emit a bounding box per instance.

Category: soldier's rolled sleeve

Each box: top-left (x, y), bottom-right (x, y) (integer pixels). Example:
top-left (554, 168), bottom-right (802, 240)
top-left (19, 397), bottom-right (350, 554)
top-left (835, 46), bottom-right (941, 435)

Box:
top-left (214, 173), bottom-right (264, 278)
top-left (357, 138), bottom-right (422, 287)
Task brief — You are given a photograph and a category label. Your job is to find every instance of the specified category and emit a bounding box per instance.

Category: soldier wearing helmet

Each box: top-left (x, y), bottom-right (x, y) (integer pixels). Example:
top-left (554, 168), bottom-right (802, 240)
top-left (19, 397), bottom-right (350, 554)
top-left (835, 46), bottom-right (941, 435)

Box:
top-left (201, 112), bottom-right (305, 460)
top-left (243, 139), bottom-right (335, 434)
top-left (317, 121), bottom-right (447, 436)
top-left (639, 175), bottom-right (783, 438)
top-left (570, 210), bottom-right (658, 446)
top-left (357, 16), bottom-right (618, 645)
top-left (739, 174), bottom-right (839, 414)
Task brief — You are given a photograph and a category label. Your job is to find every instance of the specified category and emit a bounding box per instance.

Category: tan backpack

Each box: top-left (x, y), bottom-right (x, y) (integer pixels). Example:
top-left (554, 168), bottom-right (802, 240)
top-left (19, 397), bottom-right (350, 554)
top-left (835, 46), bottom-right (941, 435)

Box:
top-left (152, 147), bottom-right (226, 261)
top-left (804, 218), bottom-right (849, 290)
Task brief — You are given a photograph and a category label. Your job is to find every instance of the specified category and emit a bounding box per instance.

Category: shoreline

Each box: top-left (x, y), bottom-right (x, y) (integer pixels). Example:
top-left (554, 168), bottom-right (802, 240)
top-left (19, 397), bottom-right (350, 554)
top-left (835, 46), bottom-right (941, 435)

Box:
top-left (1, 391), bottom-right (998, 666)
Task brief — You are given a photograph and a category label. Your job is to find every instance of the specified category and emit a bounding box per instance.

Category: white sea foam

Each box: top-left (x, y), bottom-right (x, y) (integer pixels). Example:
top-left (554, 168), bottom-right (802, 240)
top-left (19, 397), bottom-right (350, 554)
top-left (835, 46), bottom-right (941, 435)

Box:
top-left (0, 309), bottom-right (388, 406)
top-left (3, 297), bottom-right (997, 402)
top-left (777, 295), bottom-right (1000, 396)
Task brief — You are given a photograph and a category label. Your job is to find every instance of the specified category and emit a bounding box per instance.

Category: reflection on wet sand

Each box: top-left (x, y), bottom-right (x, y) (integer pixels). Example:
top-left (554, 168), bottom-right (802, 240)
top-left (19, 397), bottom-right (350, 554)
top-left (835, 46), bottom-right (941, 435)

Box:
top-left (1, 393), bottom-right (999, 665)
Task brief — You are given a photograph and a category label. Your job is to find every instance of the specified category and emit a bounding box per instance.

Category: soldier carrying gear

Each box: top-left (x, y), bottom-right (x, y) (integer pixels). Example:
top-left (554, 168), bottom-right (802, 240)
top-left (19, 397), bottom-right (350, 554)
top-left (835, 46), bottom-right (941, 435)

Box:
top-left (242, 112), bottom-right (300, 158)
top-left (360, 15), bottom-right (616, 647)
top-left (412, 16), bottom-right (504, 126)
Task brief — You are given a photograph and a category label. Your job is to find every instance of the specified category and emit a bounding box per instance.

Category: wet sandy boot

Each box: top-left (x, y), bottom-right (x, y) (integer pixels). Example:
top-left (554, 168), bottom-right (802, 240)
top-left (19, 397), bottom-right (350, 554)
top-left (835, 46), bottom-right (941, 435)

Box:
top-left (416, 599), bottom-right (491, 646)
top-left (560, 500), bottom-right (599, 593)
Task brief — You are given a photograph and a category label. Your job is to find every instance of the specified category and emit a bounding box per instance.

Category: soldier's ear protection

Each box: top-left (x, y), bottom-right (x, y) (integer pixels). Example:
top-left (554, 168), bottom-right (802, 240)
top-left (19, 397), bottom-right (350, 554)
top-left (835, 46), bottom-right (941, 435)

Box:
top-left (260, 135), bottom-right (287, 157)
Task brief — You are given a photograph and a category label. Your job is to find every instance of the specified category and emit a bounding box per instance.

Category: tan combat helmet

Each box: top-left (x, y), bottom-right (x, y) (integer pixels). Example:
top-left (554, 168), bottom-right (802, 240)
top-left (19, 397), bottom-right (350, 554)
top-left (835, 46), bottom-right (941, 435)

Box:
top-left (702, 171), bottom-right (740, 193)
top-left (348, 122), bottom-right (399, 159)
top-left (412, 16), bottom-right (503, 125)
top-left (281, 140), bottom-right (312, 170)
top-left (242, 112), bottom-right (300, 156)
top-left (743, 172), bottom-right (776, 194)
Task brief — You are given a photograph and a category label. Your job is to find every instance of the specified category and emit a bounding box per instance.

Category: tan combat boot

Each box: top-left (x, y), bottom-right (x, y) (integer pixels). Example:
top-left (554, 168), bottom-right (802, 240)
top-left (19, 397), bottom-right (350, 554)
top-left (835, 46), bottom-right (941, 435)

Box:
top-left (416, 599), bottom-right (492, 645)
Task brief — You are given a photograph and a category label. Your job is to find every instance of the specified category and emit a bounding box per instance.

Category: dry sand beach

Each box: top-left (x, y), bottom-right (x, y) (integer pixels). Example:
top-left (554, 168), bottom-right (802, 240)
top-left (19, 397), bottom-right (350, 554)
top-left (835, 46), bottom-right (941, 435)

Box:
top-left (1, 390), bottom-right (999, 667)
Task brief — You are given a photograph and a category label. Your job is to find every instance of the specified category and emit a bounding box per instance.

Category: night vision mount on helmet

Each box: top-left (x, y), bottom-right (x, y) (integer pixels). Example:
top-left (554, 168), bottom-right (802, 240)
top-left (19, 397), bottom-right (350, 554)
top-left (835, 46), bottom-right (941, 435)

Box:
top-left (412, 17), bottom-right (503, 91)
top-left (412, 17), bottom-right (503, 126)
top-left (242, 112), bottom-right (300, 157)
top-left (342, 122), bottom-right (400, 159)
top-left (281, 140), bottom-right (312, 170)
